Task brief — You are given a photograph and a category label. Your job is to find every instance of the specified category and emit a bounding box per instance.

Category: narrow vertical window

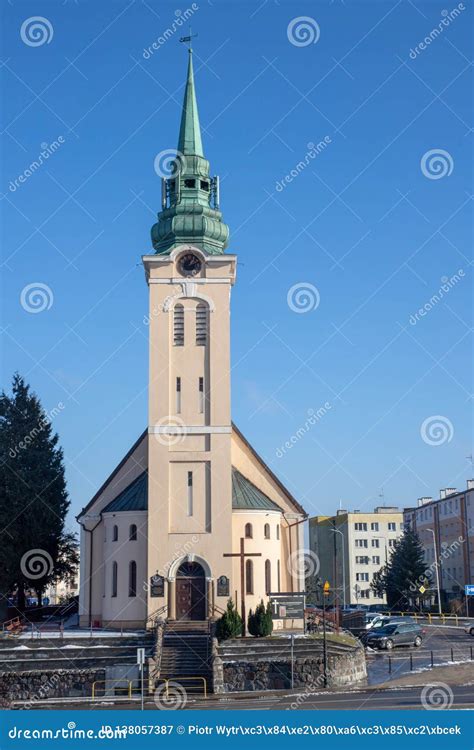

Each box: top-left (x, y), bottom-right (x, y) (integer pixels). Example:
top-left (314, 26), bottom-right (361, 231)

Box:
top-left (264, 523), bottom-right (270, 539)
top-left (176, 377), bottom-right (181, 414)
top-left (112, 525), bottom-right (118, 542)
top-left (129, 524), bottom-right (137, 541)
top-left (245, 523), bottom-right (253, 539)
top-left (196, 303), bottom-right (207, 345)
top-left (276, 525), bottom-right (280, 541)
top-left (187, 471), bottom-right (193, 516)
top-left (174, 304), bottom-right (184, 346)
top-left (198, 377), bottom-right (204, 414)
top-left (111, 562), bottom-right (118, 598)
top-left (245, 560), bottom-right (253, 594)
top-left (129, 561), bottom-right (137, 597)
top-left (265, 559), bottom-right (271, 594)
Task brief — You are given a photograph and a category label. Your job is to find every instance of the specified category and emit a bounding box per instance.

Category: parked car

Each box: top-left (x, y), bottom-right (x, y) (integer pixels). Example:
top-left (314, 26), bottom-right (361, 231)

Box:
top-left (363, 612), bottom-right (385, 630)
top-left (364, 622), bottom-right (424, 650)
top-left (464, 623), bottom-right (474, 636)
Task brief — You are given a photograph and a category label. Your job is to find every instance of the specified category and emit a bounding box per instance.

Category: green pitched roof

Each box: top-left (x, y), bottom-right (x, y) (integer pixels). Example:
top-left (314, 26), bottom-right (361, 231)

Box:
top-left (232, 469), bottom-right (282, 512)
top-left (101, 469), bottom-right (282, 514)
top-left (102, 472), bottom-right (147, 513)
top-left (177, 51), bottom-right (203, 157)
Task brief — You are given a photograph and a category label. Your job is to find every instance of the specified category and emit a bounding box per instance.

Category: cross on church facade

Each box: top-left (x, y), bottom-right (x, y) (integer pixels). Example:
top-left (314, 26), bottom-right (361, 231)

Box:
top-left (224, 537), bottom-right (261, 636)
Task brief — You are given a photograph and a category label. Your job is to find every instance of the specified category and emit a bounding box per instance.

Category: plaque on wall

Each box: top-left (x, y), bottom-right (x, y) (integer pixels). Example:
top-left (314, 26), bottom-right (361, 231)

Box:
top-left (150, 574), bottom-right (164, 597)
top-left (217, 575), bottom-right (229, 597)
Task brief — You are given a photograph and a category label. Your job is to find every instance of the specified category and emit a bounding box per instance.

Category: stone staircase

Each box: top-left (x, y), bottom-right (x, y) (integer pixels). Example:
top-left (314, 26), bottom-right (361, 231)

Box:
top-left (158, 621), bottom-right (212, 695)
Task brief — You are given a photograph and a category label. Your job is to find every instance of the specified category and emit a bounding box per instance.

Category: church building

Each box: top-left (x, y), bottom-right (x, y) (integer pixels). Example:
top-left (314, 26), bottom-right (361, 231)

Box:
top-left (77, 50), bottom-right (306, 629)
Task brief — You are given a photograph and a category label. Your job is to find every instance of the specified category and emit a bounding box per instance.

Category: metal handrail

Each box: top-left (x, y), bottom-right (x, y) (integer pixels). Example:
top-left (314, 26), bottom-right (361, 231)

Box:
top-left (161, 677), bottom-right (207, 698)
top-left (146, 605), bottom-right (168, 627)
top-left (92, 680), bottom-right (133, 700)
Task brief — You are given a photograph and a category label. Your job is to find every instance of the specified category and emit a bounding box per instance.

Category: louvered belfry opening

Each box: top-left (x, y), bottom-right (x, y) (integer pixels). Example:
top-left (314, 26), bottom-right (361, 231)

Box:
top-left (196, 303), bottom-right (207, 345)
top-left (174, 303), bottom-right (184, 345)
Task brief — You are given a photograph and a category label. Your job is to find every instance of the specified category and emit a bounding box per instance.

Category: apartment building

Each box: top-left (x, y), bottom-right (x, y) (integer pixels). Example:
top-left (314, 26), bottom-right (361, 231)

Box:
top-left (403, 480), bottom-right (474, 605)
top-left (309, 507), bottom-right (404, 606)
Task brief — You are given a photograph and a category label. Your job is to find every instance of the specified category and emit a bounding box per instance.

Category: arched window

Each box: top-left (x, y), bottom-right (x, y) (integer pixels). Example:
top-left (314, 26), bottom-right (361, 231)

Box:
top-left (196, 303), bottom-right (208, 345)
top-left (264, 523), bottom-right (270, 539)
top-left (245, 559), bottom-right (253, 594)
top-left (111, 562), bottom-right (118, 598)
top-left (174, 304), bottom-right (184, 346)
top-left (129, 524), bottom-right (137, 541)
top-left (112, 525), bottom-right (118, 542)
top-left (276, 525), bottom-right (280, 540)
top-left (265, 559), bottom-right (271, 594)
top-left (244, 523), bottom-right (253, 539)
top-left (129, 561), bottom-right (137, 597)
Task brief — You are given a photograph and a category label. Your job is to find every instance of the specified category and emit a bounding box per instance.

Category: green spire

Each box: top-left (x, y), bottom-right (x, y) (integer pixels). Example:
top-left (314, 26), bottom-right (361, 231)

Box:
top-left (151, 47), bottom-right (229, 256)
top-left (177, 50), bottom-right (203, 157)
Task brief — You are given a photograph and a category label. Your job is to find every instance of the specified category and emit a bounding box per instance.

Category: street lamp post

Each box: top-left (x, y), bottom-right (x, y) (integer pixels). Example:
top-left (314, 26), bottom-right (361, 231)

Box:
top-left (330, 528), bottom-right (346, 610)
top-left (426, 528), bottom-right (442, 615)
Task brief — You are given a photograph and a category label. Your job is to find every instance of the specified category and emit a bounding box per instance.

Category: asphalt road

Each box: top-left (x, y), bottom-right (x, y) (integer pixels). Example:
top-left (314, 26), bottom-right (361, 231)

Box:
top-left (365, 625), bottom-right (473, 685)
top-left (35, 684), bottom-right (474, 711)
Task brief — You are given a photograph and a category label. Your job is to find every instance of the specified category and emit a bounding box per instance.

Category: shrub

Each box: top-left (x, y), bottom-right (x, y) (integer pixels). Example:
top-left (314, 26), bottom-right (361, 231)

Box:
top-left (215, 598), bottom-right (243, 641)
top-left (247, 600), bottom-right (273, 637)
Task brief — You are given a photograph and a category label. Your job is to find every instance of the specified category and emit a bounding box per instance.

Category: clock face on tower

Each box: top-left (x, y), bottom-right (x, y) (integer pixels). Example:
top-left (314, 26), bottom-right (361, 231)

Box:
top-left (178, 253), bottom-right (202, 277)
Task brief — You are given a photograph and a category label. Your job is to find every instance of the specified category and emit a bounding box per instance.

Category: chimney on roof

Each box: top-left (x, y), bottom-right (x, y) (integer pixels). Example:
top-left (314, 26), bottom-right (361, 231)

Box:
top-left (417, 497), bottom-right (432, 506)
top-left (440, 488), bottom-right (456, 499)
top-left (336, 509), bottom-right (347, 516)
top-left (467, 479), bottom-right (474, 491)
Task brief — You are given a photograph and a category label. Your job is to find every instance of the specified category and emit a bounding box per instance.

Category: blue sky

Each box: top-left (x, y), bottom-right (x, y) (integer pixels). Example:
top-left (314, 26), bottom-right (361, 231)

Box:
top-left (1, 0), bottom-right (472, 528)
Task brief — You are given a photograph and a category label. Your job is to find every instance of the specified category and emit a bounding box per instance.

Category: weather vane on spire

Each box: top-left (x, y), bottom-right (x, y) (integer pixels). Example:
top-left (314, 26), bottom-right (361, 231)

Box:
top-left (179, 28), bottom-right (197, 51)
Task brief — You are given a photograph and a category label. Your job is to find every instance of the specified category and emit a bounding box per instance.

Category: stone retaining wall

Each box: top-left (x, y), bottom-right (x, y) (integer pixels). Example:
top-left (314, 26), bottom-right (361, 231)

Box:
top-left (0, 668), bottom-right (105, 707)
top-left (214, 639), bottom-right (366, 693)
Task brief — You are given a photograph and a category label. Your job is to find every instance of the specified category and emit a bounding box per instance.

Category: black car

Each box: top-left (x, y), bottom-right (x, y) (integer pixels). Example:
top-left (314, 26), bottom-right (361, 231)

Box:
top-left (364, 622), bottom-right (424, 650)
